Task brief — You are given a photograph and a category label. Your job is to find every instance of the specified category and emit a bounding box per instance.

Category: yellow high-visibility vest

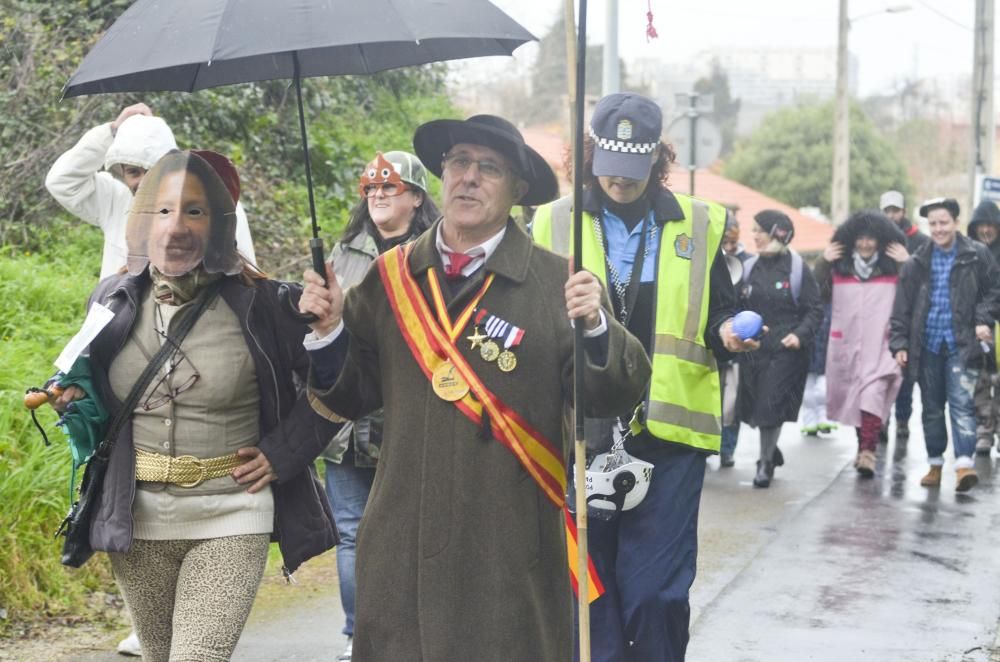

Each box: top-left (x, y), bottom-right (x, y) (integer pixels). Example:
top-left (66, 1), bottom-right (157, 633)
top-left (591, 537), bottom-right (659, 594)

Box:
top-left (532, 193), bottom-right (726, 452)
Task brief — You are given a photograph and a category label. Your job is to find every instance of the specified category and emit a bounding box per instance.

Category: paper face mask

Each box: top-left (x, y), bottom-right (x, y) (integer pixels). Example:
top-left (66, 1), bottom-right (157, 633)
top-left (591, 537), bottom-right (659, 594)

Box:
top-left (126, 151), bottom-right (241, 277)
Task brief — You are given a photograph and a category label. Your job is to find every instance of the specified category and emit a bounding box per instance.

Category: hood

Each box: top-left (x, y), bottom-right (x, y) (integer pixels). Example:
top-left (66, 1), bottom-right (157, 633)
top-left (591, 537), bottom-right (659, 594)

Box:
top-left (968, 200), bottom-right (1000, 240)
top-left (831, 209), bottom-right (907, 275)
top-left (104, 115), bottom-right (178, 174)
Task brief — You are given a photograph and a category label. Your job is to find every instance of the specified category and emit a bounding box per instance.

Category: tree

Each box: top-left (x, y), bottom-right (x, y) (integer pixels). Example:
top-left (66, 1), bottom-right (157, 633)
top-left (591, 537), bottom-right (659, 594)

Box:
top-left (519, 11), bottom-right (620, 125)
top-left (724, 101), bottom-right (911, 218)
top-left (0, 0), bottom-right (456, 276)
top-left (693, 60), bottom-right (740, 156)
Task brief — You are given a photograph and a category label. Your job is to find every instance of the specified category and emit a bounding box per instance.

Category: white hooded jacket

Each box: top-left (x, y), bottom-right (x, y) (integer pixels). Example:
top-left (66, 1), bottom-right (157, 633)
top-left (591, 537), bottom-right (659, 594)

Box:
top-left (45, 115), bottom-right (256, 279)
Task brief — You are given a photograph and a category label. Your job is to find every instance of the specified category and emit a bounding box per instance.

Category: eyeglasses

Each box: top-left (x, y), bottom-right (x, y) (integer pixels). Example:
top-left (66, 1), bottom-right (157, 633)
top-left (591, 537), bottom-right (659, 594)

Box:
top-left (142, 333), bottom-right (200, 411)
top-left (441, 153), bottom-right (510, 181)
top-left (361, 182), bottom-right (409, 198)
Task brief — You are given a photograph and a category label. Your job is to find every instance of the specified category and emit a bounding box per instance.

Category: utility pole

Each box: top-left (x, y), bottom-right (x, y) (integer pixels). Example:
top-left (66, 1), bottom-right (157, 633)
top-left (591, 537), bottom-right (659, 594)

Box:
top-left (831, 0), bottom-right (850, 225)
top-left (687, 93), bottom-right (699, 195)
top-left (602, 0), bottom-right (620, 95)
top-left (970, 0), bottom-right (995, 208)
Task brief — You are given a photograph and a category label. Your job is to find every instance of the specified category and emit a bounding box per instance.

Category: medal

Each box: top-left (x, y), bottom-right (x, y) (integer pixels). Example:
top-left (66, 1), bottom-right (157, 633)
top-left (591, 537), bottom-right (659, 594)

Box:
top-left (432, 361), bottom-right (470, 401)
top-left (480, 339), bottom-right (500, 362)
top-left (466, 326), bottom-right (488, 350)
top-left (477, 307), bottom-right (525, 369)
top-left (497, 350), bottom-right (517, 372)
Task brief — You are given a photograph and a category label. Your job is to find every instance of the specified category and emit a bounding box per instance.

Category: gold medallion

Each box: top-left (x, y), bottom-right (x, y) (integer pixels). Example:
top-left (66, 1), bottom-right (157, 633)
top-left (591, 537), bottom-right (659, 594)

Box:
top-left (431, 361), bottom-right (470, 401)
top-left (480, 339), bottom-right (500, 362)
top-left (497, 350), bottom-right (517, 372)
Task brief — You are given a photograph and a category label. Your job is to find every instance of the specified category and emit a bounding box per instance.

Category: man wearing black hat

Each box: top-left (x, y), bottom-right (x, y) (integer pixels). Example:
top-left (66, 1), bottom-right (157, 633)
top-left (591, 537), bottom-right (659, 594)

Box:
top-left (890, 198), bottom-right (1000, 492)
top-left (533, 93), bottom-right (757, 662)
top-left (298, 115), bottom-right (650, 661)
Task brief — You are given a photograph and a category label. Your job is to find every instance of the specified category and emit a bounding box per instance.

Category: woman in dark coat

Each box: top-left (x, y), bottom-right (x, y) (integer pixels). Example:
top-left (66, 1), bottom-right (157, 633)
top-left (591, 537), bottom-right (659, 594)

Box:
top-left (739, 210), bottom-right (824, 487)
top-left (51, 151), bottom-right (338, 661)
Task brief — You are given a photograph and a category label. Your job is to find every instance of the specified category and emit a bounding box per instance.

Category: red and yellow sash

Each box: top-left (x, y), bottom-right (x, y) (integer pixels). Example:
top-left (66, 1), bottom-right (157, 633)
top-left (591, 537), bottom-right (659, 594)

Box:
top-left (378, 244), bottom-right (604, 603)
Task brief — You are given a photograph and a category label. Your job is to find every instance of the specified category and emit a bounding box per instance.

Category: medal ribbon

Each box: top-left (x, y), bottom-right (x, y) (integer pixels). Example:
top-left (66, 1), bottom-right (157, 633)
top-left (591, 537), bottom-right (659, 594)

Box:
top-left (378, 244), bottom-right (604, 603)
top-left (478, 308), bottom-right (525, 349)
top-left (426, 267), bottom-right (495, 343)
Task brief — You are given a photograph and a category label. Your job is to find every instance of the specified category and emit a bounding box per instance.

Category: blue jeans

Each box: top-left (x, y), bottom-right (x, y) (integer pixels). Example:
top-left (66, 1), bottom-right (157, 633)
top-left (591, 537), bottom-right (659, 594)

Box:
top-left (918, 348), bottom-right (979, 461)
top-left (580, 443), bottom-right (706, 662)
top-left (720, 424), bottom-right (740, 456)
top-left (895, 374), bottom-right (915, 424)
top-left (323, 459), bottom-right (375, 637)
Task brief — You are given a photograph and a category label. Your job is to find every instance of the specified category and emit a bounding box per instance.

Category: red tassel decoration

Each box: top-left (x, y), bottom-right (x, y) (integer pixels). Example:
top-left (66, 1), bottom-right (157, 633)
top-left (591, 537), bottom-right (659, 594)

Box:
top-left (646, 0), bottom-right (659, 41)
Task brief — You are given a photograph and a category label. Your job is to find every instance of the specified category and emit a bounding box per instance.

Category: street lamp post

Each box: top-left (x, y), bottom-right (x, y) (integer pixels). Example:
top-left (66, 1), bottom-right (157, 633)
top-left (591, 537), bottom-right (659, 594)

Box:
top-left (831, 3), bottom-right (911, 225)
top-left (832, 0), bottom-right (850, 225)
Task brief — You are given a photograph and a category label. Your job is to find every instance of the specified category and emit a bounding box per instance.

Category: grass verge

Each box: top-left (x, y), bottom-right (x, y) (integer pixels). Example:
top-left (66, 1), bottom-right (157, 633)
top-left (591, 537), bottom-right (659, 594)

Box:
top-left (0, 234), bottom-right (116, 632)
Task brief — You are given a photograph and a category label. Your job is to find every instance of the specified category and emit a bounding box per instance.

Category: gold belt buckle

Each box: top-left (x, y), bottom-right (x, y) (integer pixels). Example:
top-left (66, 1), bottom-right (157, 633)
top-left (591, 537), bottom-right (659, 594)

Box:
top-left (173, 455), bottom-right (207, 488)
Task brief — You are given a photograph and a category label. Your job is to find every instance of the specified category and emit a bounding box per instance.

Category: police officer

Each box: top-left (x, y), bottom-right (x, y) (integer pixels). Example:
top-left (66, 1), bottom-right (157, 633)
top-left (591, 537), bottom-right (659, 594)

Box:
top-left (532, 93), bottom-right (758, 662)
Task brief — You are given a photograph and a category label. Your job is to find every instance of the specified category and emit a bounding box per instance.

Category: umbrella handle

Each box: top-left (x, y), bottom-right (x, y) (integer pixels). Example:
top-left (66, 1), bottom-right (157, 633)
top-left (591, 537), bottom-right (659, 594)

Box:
top-left (278, 238), bottom-right (327, 324)
top-left (25, 385), bottom-right (64, 410)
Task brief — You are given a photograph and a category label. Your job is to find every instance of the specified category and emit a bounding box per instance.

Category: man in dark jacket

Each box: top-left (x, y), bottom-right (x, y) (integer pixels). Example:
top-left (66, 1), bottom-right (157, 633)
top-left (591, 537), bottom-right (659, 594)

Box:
top-left (300, 115), bottom-right (652, 661)
top-left (968, 200), bottom-right (1000, 455)
top-left (889, 198), bottom-right (1000, 492)
top-left (880, 190), bottom-right (931, 460)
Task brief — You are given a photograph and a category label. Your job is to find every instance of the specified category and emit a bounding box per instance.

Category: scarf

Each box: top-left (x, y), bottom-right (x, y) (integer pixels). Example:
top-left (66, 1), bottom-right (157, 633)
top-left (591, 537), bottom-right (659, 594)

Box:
top-left (150, 265), bottom-right (222, 305)
top-left (852, 251), bottom-right (879, 281)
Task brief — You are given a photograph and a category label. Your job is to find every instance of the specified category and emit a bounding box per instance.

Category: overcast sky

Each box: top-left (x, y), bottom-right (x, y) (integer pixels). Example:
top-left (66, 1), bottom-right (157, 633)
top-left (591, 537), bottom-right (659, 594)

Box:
top-left (488, 0), bottom-right (979, 96)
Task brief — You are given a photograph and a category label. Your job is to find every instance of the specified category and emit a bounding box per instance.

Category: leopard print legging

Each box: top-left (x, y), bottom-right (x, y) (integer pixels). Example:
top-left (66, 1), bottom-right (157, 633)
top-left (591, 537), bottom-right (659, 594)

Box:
top-left (109, 534), bottom-right (269, 662)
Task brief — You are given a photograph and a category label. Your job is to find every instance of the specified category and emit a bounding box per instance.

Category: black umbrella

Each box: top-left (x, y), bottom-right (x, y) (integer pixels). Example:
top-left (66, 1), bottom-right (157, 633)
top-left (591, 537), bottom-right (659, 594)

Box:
top-left (64, 0), bottom-right (535, 318)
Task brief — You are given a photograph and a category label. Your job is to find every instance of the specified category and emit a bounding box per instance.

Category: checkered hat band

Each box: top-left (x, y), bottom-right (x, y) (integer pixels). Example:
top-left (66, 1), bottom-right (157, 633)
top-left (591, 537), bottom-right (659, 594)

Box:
top-left (589, 127), bottom-right (657, 154)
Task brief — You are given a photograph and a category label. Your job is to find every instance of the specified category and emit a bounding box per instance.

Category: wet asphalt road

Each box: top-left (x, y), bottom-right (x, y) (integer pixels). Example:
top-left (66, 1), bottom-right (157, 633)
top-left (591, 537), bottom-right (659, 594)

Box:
top-left (63, 416), bottom-right (1000, 661)
top-left (690, 419), bottom-right (1000, 662)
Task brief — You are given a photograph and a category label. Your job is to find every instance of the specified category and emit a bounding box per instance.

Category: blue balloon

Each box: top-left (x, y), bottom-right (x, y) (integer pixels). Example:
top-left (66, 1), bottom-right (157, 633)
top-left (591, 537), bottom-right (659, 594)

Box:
top-left (732, 311), bottom-right (764, 340)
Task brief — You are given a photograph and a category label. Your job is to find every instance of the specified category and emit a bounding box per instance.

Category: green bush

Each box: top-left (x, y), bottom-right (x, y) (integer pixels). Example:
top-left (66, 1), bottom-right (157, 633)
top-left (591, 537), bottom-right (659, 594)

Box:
top-left (0, 231), bottom-right (116, 627)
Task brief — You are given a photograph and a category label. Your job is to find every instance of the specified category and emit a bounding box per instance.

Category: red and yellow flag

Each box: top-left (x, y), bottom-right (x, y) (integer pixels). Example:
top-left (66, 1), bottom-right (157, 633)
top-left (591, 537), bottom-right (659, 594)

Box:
top-left (378, 244), bottom-right (603, 603)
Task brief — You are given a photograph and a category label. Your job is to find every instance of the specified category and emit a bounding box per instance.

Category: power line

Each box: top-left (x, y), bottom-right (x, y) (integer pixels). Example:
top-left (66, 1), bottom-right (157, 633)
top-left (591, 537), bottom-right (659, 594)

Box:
top-left (915, 0), bottom-right (972, 31)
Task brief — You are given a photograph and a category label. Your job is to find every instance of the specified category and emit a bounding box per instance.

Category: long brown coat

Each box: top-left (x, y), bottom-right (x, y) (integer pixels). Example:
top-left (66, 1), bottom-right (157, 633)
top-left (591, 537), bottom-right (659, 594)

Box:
top-left (310, 220), bottom-right (650, 661)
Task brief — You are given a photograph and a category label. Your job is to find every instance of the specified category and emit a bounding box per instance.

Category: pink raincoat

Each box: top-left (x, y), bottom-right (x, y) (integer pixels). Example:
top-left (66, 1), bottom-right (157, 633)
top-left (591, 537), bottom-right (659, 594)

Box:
top-left (825, 273), bottom-right (903, 427)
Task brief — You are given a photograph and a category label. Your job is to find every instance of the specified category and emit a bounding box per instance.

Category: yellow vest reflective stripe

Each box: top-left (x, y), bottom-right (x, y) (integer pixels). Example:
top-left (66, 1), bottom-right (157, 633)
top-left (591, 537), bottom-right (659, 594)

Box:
top-left (531, 194), bottom-right (725, 452)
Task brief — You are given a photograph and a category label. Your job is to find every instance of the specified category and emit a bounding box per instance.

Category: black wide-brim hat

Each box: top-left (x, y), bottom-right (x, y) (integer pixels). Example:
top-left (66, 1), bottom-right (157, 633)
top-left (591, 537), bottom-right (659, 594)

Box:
top-left (413, 115), bottom-right (559, 206)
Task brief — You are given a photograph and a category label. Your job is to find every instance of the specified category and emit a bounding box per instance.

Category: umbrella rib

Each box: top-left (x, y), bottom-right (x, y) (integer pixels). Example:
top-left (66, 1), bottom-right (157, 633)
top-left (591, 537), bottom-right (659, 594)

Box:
top-left (192, 0), bottom-right (235, 91)
top-left (384, 0), bottom-right (420, 44)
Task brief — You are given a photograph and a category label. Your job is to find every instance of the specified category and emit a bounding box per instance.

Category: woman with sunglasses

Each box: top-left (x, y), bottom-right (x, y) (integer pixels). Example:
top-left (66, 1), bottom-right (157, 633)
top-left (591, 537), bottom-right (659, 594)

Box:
top-left (318, 150), bottom-right (438, 662)
top-left (50, 150), bottom-right (339, 661)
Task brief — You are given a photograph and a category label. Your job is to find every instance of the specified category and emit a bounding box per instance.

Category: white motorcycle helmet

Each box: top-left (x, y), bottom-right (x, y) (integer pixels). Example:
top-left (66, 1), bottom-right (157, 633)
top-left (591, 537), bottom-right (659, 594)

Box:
top-left (578, 451), bottom-right (654, 514)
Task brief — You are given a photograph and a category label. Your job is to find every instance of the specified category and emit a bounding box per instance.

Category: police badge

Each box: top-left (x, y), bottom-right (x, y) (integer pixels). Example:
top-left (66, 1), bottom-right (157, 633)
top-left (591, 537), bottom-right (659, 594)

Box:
top-left (674, 233), bottom-right (694, 260)
top-left (616, 119), bottom-right (633, 140)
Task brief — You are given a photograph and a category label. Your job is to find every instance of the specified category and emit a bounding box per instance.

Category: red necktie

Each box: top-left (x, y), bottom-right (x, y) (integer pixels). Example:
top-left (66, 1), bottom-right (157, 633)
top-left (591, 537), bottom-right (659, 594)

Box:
top-left (444, 252), bottom-right (474, 280)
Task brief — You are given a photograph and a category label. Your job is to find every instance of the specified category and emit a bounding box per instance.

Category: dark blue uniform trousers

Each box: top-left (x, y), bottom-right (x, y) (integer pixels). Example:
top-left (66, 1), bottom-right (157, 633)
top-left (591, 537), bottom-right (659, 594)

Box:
top-left (576, 442), bottom-right (706, 662)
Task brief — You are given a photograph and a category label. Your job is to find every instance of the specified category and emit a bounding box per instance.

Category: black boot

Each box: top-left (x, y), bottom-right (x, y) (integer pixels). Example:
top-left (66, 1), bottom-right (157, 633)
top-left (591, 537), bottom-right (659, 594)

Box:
top-left (773, 446), bottom-right (784, 467)
top-left (753, 460), bottom-right (774, 488)
top-left (893, 422), bottom-right (909, 462)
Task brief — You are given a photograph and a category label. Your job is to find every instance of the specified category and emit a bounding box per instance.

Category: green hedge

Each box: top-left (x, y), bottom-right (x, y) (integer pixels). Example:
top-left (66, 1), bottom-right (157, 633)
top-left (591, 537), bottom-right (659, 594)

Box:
top-left (0, 231), bottom-right (116, 627)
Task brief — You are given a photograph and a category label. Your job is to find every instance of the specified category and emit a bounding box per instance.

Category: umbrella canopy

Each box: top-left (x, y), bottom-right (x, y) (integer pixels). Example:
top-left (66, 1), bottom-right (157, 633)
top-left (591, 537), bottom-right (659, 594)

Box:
top-left (63, 0), bottom-right (534, 96)
top-left (62, 0), bottom-right (536, 322)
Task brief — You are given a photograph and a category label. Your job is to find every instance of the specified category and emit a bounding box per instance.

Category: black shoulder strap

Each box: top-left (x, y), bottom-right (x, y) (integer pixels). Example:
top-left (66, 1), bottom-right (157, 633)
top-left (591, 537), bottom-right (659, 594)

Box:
top-left (94, 279), bottom-right (223, 459)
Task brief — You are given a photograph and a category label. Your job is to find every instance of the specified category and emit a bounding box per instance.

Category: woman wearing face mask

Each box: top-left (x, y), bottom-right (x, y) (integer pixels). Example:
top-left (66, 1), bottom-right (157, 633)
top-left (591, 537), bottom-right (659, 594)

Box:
top-left (814, 210), bottom-right (908, 477)
top-left (49, 150), bottom-right (339, 661)
top-left (316, 151), bottom-right (438, 662)
top-left (738, 210), bottom-right (824, 488)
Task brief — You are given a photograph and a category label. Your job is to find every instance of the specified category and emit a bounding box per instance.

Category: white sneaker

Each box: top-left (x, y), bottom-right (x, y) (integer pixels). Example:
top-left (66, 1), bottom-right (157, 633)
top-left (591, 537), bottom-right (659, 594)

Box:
top-left (116, 631), bottom-right (142, 657)
top-left (337, 636), bottom-right (353, 661)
